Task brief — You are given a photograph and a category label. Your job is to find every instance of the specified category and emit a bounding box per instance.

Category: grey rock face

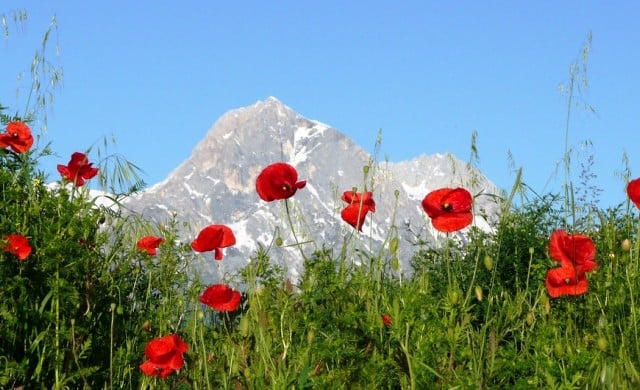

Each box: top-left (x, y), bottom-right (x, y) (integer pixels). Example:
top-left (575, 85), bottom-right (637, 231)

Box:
top-left (124, 97), bottom-right (500, 283)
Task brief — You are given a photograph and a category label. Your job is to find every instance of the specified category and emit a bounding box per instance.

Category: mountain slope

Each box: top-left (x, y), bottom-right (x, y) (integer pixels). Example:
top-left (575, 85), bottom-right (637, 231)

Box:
top-left (125, 97), bottom-right (500, 282)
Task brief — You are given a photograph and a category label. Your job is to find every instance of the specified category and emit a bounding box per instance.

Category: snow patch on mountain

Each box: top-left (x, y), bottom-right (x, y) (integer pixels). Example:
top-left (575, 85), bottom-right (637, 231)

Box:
top-left (401, 182), bottom-right (430, 201)
top-left (123, 97), bottom-right (501, 284)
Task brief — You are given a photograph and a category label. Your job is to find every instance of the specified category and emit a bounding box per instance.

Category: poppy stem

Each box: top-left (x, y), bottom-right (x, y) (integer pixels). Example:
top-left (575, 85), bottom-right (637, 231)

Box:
top-left (444, 233), bottom-right (453, 288)
top-left (284, 199), bottom-right (308, 263)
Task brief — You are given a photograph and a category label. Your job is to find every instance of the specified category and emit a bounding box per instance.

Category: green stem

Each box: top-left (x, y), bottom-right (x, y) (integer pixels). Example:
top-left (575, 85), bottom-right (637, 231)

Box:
top-left (284, 199), bottom-right (307, 262)
top-left (400, 325), bottom-right (416, 389)
top-left (110, 303), bottom-right (116, 390)
top-left (54, 267), bottom-right (61, 389)
top-left (199, 313), bottom-right (212, 390)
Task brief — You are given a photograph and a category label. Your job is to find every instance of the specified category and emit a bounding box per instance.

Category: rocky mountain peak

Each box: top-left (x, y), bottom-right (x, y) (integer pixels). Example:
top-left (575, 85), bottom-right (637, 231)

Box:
top-left (125, 97), bottom-right (500, 282)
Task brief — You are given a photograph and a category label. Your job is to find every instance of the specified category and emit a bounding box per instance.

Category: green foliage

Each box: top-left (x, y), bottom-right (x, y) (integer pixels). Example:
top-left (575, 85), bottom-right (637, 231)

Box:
top-left (1, 20), bottom-right (639, 389)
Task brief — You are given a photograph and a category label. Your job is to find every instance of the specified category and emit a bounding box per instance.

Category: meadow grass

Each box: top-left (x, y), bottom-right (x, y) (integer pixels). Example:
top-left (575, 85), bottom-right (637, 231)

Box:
top-left (1, 14), bottom-right (638, 389)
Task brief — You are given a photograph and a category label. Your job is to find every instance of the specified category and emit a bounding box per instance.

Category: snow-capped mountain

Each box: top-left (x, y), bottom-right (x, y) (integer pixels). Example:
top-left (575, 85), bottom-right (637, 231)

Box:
top-left (124, 97), bottom-right (500, 282)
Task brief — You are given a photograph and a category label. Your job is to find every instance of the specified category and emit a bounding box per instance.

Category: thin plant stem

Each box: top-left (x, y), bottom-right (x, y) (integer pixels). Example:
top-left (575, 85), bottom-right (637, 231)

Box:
top-left (54, 267), bottom-right (61, 389)
top-left (284, 199), bottom-right (308, 262)
top-left (109, 303), bottom-right (115, 390)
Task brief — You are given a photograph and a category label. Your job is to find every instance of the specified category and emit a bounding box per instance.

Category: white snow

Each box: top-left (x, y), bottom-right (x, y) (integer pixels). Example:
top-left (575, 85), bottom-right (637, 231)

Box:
top-left (183, 182), bottom-right (204, 198)
top-left (205, 176), bottom-right (221, 185)
top-left (228, 219), bottom-right (258, 253)
top-left (401, 181), bottom-right (430, 201)
top-left (289, 124), bottom-right (325, 165)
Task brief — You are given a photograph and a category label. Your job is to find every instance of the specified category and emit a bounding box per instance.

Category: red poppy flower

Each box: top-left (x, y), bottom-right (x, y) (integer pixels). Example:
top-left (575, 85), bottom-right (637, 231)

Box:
top-left (57, 152), bottom-right (99, 186)
top-left (548, 229), bottom-right (598, 273)
top-left (256, 162), bottom-right (306, 201)
top-left (139, 333), bottom-right (189, 379)
top-left (545, 229), bottom-right (598, 298)
top-left (421, 187), bottom-right (473, 233)
top-left (545, 262), bottom-right (589, 298)
top-left (2, 234), bottom-right (32, 260)
top-left (381, 314), bottom-right (392, 326)
top-left (136, 235), bottom-right (165, 256)
top-left (627, 177), bottom-right (640, 210)
top-left (0, 121), bottom-right (34, 153)
top-left (199, 284), bottom-right (242, 312)
top-left (340, 190), bottom-right (376, 231)
top-left (191, 224), bottom-right (236, 260)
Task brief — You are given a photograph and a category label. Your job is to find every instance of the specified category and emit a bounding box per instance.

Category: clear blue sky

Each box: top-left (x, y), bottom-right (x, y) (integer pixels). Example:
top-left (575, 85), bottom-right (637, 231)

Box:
top-left (2, 1), bottom-right (639, 209)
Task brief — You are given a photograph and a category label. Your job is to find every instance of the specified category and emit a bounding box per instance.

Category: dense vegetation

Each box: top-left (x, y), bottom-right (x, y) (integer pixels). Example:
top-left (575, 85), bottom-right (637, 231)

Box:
top-left (1, 12), bottom-right (638, 389)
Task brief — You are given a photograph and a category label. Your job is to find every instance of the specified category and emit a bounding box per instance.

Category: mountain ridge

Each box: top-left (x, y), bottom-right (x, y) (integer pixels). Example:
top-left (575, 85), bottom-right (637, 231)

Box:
top-left (124, 97), bottom-right (500, 282)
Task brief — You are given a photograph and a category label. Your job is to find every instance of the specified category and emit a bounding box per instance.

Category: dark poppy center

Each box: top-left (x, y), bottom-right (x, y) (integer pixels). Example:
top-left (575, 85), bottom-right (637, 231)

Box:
top-left (11, 132), bottom-right (18, 138)
top-left (564, 278), bottom-right (571, 284)
top-left (442, 203), bottom-right (452, 211)
top-left (282, 184), bottom-right (291, 192)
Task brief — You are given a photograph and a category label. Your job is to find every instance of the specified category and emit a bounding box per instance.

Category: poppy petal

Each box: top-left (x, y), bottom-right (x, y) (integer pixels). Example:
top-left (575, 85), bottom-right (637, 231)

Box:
top-left (1, 121), bottom-right (34, 153)
top-left (341, 205), bottom-right (369, 231)
top-left (2, 234), bottom-right (32, 260)
top-left (140, 360), bottom-right (162, 377)
top-left (548, 229), bottom-right (597, 267)
top-left (431, 213), bottom-right (474, 233)
top-left (199, 284), bottom-right (242, 312)
top-left (137, 235), bottom-right (165, 256)
top-left (256, 162), bottom-right (305, 201)
top-left (546, 263), bottom-right (589, 298)
top-left (627, 177), bottom-right (640, 209)
top-left (421, 188), bottom-right (473, 233)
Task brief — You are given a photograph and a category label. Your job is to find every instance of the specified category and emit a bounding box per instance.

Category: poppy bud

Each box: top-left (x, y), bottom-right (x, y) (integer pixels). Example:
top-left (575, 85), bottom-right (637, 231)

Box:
top-left (230, 359), bottom-right (239, 375)
top-left (597, 337), bottom-right (608, 351)
top-left (391, 256), bottom-right (400, 271)
top-left (363, 165), bottom-right (370, 174)
top-left (483, 255), bottom-right (493, 271)
top-left (448, 289), bottom-right (461, 305)
top-left (239, 315), bottom-right (250, 337)
top-left (474, 285), bottom-right (483, 301)
top-left (544, 301), bottom-right (551, 315)
top-left (258, 310), bottom-right (269, 329)
top-left (307, 329), bottom-right (315, 345)
top-left (275, 237), bottom-right (283, 247)
top-left (526, 312), bottom-right (534, 325)
top-left (390, 237), bottom-right (399, 254)
top-left (621, 239), bottom-right (631, 252)
top-left (141, 320), bottom-right (151, 331)
top-left (554, 343), bottom-right (564, 358)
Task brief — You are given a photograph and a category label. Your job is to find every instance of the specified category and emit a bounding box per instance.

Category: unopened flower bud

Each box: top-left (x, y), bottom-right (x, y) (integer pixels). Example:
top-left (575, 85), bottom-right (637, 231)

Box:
top-left (391, 256), bottom-right (400, 271)
top-left (621, 239), bottom-right (631, 252)
top-left (597, 337), bottom-right (608, 351)
top-left (239, 315), bottom-right (250, 337)
top-left (483, 255), bottom-right (493, 270)
top-left (474, 285), bottom-right (483, 301)
top-left (526, 312), bottom-right (534, 325)
top-left (449, 289), bottom-right (461, 305)
top-left (554, 343), bottom-right (564, 358)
